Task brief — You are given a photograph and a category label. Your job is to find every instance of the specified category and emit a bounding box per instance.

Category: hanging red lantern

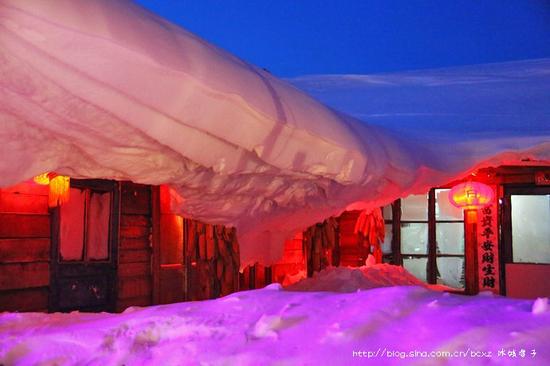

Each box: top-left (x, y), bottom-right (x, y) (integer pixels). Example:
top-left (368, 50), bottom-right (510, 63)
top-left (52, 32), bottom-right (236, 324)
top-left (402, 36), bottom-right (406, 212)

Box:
top-left (33, 172), bottom-right (70, 207)
top-left (449, 181), bottom-right (494, 211)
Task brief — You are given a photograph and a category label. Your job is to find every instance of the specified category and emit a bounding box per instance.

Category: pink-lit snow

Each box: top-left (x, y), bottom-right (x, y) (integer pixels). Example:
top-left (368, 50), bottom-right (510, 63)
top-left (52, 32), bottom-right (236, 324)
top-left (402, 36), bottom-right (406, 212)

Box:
top-left (1, 265), bottom-right (549, 365)
top-left (0, 1), bottom-right (548, 265)
top-left (286, 263), bottom-right (424, 292)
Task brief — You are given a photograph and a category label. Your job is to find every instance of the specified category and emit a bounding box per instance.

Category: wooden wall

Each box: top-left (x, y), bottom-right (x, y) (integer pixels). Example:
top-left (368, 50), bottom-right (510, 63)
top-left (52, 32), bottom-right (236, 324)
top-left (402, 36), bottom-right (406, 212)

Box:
top-left (303, 217), bottom-right (339, 276)
top-left (184, 220), bottom-right (240, 300)
top-left (116, 182), bottom-right (153, 311)
top-left (0, 182), bottom-right (50, 312)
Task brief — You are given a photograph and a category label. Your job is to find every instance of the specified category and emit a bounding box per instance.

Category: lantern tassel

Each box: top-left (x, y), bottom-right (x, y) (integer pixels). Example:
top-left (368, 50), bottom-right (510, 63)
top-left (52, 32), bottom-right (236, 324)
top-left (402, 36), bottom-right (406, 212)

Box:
top-left (48, 175), bottom-right (70, 207)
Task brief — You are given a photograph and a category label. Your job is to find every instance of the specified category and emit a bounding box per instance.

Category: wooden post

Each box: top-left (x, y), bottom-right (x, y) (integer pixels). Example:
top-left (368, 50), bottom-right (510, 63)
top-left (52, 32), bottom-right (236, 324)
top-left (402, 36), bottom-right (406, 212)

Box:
top-left (264, 266), bottom-right (272, 285)
top-left (427, 190), bottom-right (437, 284)
top-left (249, 265), bottom-right (256, 289)
top-left (391, 200), bottom-right (403, 266)
top-left (151, 185), bottom-right (161, 305)
top-left (464, 210), bottom-right (479, 295)
top-left (183, 218), bottom-right (189, 301)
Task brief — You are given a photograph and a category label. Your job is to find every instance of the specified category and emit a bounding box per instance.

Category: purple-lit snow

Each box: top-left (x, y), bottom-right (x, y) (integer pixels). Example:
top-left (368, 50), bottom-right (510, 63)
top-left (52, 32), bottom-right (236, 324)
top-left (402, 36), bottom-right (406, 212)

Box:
top-left (1, 2), bottom-right (549, 363)
top-left (1, 265), bottom-right (549, 365)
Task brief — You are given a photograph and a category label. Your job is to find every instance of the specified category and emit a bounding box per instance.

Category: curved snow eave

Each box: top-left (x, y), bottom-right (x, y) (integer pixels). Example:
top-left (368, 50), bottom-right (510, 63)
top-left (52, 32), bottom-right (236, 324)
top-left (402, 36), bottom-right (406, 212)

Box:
top-left (0, 0), bottom-right (370, 184)
top-left (0, 0), bottom-right (549, 267)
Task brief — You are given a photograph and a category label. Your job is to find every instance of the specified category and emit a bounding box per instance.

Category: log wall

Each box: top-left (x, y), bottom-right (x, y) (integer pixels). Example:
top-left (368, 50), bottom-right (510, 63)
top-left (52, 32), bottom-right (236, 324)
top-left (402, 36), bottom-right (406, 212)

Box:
top-left (184, 220), bottom-right (240, 300)
top-left (116, 182), bottom-right (153, 311)
top-left (303, 217), bottom-right (340, 276)
top-left (153, 186), bottom-right (241, 302)
top-left (0, 182), bottom-right (50, 312)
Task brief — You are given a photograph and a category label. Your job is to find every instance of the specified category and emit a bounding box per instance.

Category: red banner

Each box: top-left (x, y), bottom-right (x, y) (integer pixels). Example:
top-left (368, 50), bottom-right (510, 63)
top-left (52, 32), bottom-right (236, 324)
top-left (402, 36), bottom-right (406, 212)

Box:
top-left (477, 189), bottom-right (500, 293)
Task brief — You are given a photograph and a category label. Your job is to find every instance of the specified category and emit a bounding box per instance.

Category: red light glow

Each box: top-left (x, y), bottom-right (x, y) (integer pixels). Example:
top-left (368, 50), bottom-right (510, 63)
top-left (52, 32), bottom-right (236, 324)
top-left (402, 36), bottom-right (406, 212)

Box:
top-left (449, 182), bottom-right (494, 211)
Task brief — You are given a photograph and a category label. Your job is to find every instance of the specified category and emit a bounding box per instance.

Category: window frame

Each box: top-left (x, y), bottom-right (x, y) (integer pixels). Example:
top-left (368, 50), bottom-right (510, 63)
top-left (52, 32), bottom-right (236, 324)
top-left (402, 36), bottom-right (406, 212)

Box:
top-left (388, 188), bottom-right (466, 289)
top-left (56, 179), bottom-right (118, 264)
top-left (502, 185), bottom-right (550, 265)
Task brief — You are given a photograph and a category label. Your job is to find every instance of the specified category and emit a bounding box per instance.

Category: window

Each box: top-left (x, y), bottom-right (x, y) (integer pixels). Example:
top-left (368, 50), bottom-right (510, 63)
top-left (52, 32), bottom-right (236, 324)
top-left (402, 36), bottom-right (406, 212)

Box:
top-left (400, 194), bottom-right (429, 282)
top-left (384, 189), bottom-right (465, 289)
top-left (59, 187), bottom-right (112, 262)
top-left (510, 194), bottom-right (550, 264)
top-left (435, 189), bottom-right (465, 288)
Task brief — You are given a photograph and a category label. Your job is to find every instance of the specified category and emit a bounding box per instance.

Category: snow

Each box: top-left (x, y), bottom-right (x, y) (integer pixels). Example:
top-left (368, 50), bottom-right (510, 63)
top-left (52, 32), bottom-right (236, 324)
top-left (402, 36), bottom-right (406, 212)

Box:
top-left (532, 298), bottom-right (549, 315)
top-left (2, 265), bottom-right (550, 365)
top-left (1, 1), bottom-right (549, 265)
top-left (286, 263), bottom-right (425, 292)
top-left (285, 261), bottom-right (456, 293)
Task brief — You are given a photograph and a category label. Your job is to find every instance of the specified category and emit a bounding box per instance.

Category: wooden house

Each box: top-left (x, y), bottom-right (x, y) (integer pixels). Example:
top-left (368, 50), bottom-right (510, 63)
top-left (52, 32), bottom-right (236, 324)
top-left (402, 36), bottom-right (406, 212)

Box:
top-left (325, 165), bottom-right (550, 298)
top-left (0, 164), bottom-right (548, 313)
top-left (0, 179), bottom-right (301, 313)
top-left (0, 180), bottom-right (155, 312)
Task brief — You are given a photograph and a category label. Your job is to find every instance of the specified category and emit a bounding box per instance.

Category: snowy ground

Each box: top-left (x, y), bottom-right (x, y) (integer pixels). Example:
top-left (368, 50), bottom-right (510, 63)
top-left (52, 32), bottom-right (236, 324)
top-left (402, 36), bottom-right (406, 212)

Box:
top-left (287, 263), bottom-right (426, 292)
top-left (1, 265), bottom-right (549, 365)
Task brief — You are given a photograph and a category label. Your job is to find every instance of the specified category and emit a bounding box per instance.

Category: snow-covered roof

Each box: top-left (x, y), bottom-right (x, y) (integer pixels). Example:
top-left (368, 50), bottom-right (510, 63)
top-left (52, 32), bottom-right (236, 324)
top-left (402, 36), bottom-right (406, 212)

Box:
top-left (1, 0), bottom-right (548, 265)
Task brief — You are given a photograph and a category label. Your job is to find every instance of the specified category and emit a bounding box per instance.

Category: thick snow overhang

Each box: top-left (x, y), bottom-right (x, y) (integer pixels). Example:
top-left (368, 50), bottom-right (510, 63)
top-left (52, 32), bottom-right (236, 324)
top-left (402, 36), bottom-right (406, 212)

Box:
top-left (1, 0), bottom-right (548, 265)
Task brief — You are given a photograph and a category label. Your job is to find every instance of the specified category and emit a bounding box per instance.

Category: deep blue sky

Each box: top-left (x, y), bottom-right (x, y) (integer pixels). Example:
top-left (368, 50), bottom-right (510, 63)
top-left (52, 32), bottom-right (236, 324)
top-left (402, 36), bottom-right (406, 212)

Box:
top-left (135, 0), bottom-right (550, 77)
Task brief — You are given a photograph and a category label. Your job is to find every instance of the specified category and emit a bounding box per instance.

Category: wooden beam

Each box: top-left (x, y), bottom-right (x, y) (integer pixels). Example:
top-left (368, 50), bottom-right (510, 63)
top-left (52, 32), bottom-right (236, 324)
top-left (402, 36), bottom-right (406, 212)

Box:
top-left (119, 225), bottom-right (150, 240)
top-left (118, 276), bottom-right (152, 300)
top-left (264, 266), bottom-right (272, 285)
top-left (1, 183), bottom-right (48, 195)
top-left (119, 262), bottom-right (150, 278)
top-left (119, 249), bottom-right (150, 264)
top-left (0, 262), bottom-right (50, 290)
top-left (0, 287), bottom-right (49, 312)
top-left (119, 237), bottom-right (150, 250)
top-left (464, 210), bottom-right (479, 295)
top-left (0, 214), bottom-right (50, 238)
top-left (0, 238), bottom-right (50, 263)
top-left (248, 265), bottom-right (256, 289)
top-left (151, 185), bottom-right (161, 305)
top-left (0, 192), bottom-right (49, 214)
top-left (120, 214), bottom-right (150, 227)
top-left (391, 199), bottom-right (402, 266)
top-left (427, 189), bottom-right (437, 284)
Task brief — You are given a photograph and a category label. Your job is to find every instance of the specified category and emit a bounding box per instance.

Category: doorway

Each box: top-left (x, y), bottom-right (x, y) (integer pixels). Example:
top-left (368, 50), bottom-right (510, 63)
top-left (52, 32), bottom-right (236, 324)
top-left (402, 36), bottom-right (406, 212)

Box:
top-left (502, 185), bottom-right (550, 298)
top-left (49, 180), bottom-right (120, 312)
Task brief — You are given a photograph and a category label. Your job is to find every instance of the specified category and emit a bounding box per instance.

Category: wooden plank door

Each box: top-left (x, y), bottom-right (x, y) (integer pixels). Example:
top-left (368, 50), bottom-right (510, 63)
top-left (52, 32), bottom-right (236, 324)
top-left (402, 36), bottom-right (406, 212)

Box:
top-left (49, 180), bottom-right (120, 312)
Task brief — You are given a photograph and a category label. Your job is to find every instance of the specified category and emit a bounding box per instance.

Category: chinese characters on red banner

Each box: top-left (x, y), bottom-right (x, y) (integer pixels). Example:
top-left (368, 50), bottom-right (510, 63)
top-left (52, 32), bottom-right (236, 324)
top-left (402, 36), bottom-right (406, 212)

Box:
top-left (477, 193), bottom-right (500, 293)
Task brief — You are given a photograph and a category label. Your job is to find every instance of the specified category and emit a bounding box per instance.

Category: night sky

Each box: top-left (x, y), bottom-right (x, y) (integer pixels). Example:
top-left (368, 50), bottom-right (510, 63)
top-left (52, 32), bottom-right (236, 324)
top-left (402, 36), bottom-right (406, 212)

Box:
top-left (134, 0), bottom-right (550, 77)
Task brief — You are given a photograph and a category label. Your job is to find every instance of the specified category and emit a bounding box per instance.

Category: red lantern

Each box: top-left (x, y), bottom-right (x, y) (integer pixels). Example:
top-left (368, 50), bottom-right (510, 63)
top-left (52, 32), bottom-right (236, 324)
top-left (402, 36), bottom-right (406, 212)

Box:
top-left (33, 172), bottom-right (70, 207)
top-left (449, 182), bottom-right (494, 211)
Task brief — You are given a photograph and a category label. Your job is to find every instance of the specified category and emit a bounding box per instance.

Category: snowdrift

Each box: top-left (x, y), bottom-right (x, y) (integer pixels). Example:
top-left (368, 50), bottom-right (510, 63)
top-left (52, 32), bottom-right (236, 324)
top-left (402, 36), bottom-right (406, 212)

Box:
top-left (286, 264), bottom-right (425, 292)
top-left (1, 285), bottom-right (550, 365)
top-left (1, 0), bottom-right (548, 265)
